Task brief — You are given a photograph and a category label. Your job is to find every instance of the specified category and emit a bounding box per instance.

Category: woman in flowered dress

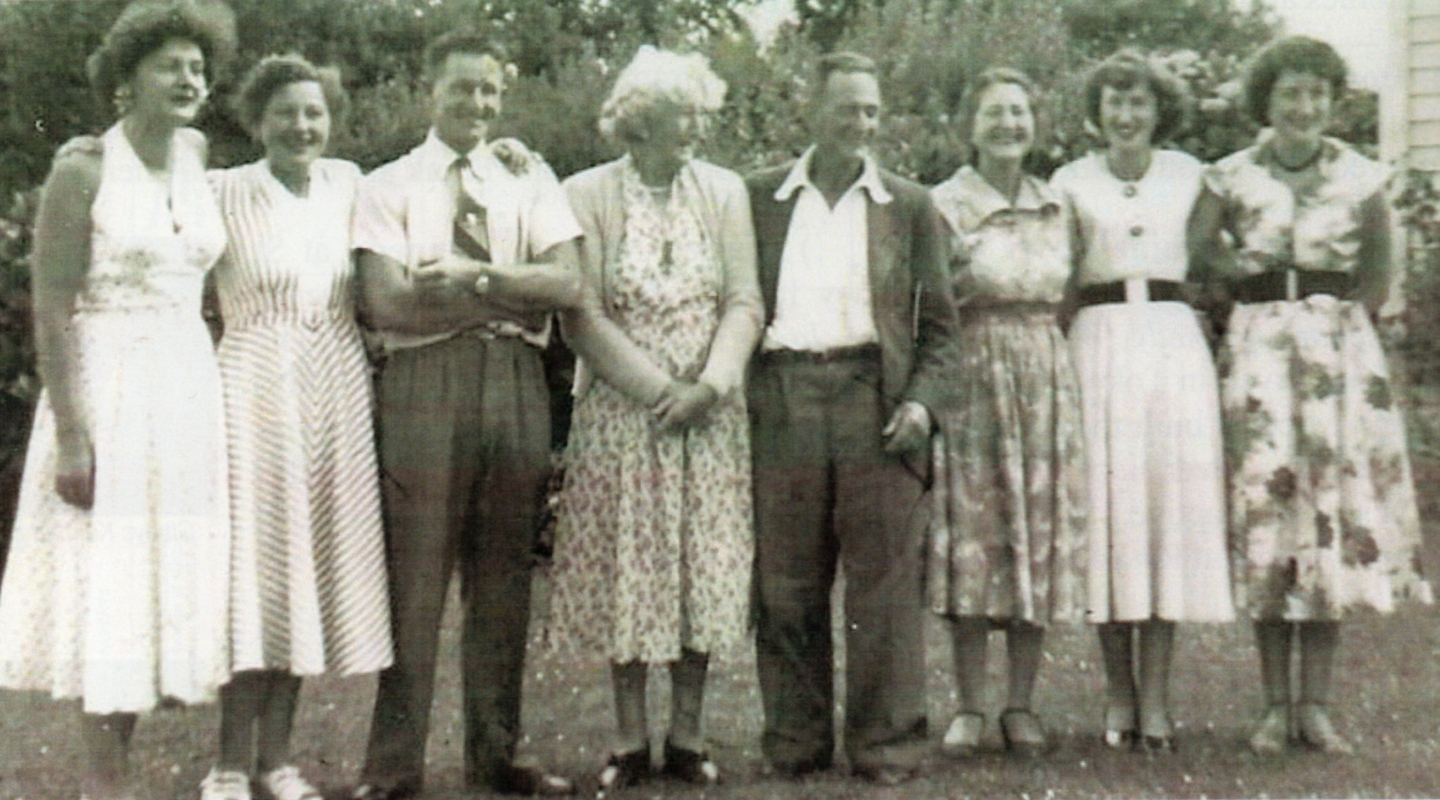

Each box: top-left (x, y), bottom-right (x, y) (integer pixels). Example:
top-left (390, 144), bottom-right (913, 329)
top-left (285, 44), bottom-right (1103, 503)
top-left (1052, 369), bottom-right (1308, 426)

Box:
top-left (548, 47), bottom-right (762, 791)
top-left (927, 67), bottom-right (1087, 759)
top-left (1191, 35), bottom-right (1432, 755)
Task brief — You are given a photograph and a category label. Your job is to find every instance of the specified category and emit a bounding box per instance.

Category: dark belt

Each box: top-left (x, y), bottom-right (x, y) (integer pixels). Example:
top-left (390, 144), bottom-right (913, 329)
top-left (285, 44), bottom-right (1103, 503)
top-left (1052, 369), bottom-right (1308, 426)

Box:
top-left (1076, 279), bottom-right (1187, 307)
top-left (1230, 269), bottom-right (1354, 303)
top-left (760, 343), bottom-right (882, 365)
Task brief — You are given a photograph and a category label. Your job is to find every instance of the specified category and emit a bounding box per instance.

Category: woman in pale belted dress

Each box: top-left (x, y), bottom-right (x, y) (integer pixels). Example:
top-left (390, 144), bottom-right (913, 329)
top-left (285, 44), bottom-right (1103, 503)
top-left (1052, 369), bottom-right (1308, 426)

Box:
top-left (1190, 35), bottom-right (1431, 755)
top-left (1052, 51), bottom-right (1233, 753)
top-left (203, 55), bottom-right (392, 800)
top-left (547, 47), bottom-right (762, 792)
top-left (0, 3), bottom-right (235, 797)
top-left (927, 67), bottom-right (1087, 759)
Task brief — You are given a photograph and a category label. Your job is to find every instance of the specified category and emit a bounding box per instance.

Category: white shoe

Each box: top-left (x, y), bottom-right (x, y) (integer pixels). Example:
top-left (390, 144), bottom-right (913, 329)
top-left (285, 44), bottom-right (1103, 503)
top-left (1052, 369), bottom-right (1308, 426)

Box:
top-left (200, 768), bottom-right (252, 800)
top-left (259, 765), bottom-right (323, 800)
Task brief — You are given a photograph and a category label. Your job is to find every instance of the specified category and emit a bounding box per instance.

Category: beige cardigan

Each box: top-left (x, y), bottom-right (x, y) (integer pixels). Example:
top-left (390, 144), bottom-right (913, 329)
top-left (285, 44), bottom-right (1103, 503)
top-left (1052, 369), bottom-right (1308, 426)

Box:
top-left (561, 156), bottom-right (763, 405)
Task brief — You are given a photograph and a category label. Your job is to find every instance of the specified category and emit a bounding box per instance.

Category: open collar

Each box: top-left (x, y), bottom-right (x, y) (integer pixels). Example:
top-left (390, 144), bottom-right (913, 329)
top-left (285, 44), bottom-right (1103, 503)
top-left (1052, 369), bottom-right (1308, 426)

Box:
top-left (774, 146), bottom-right (893, 205)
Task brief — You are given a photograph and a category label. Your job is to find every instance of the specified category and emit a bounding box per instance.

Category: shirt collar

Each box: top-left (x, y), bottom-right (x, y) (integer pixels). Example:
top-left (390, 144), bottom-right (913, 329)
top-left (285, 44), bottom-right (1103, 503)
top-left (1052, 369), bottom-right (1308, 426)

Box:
top-left (415, 129), bottom-right (502, 180)
top-left (942, 165), bottom-right (1061, 222)
top-left (774, 146), bottom-right (893, 205)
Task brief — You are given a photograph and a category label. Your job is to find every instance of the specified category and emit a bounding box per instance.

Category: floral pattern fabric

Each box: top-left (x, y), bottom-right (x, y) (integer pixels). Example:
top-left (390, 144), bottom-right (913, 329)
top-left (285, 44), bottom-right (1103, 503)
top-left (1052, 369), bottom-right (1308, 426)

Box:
top-left (545, 160), bottom-right (754, 662)
top-left (1207, 138), bottom-right (1432, 618)
top-left (924, 167), bottom-right (1087, 623)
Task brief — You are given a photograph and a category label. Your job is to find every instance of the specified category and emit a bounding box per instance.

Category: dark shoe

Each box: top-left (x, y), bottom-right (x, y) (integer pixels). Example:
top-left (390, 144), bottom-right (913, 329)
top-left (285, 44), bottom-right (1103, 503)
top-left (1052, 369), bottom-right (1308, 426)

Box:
top-left (596, 746), bottom-right (650, 797)
top-left (1248, 704), bottom-right (1291, 755)
top-left (495, 763), bottom-right (576, 796)
top-left (760, 755), bottom-right (831, 779)
top-left (941, 712), bottom-right (985, 757)
top-left (349, 778), bottom-right (421, 800)
top-left (999, 708), bottom-right (1050, 758)
top-left (1296, 703), bottom-right (1354, 755)
top-left (1102, 702), bottom-right (1137, 749)
top-left (853, 763), bottom-right (921, 787)
top-left (661, 739), bottom-right (720, 785)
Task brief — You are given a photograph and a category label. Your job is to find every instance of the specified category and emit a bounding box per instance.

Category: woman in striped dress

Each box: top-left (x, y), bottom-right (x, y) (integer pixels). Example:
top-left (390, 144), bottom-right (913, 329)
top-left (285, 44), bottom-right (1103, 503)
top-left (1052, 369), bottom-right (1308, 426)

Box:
top-left (204, 55), bottom-right (392, 800)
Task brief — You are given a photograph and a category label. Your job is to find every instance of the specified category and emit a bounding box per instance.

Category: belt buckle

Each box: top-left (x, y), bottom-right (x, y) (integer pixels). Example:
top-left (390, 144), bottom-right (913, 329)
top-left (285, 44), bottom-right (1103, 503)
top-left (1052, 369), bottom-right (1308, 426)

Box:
top-left (1124, 277), bottom-right (1149, 303)
top-left (1285, 269), bottom-right (1299, 302)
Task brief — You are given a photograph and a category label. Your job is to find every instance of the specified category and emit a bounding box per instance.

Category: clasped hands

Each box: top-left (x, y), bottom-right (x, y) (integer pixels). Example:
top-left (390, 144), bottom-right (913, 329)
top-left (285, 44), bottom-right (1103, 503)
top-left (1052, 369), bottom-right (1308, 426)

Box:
top-left (651, 379), bottom-right (719, 434)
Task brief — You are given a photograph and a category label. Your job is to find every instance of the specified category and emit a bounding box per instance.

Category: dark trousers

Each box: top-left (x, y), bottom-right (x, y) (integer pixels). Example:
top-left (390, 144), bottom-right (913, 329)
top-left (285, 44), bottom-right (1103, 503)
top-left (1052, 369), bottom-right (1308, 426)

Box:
top-left (749, 355), bottom-right (931, 773)
top-left (362, 334), bottom-right (550, 790)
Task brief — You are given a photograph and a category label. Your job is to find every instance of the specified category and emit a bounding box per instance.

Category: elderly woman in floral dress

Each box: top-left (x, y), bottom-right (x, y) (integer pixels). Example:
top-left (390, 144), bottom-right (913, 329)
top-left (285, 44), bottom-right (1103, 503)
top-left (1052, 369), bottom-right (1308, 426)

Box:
top-left (547, 47), bottom-right (762, 792)
top-left (1190, 35), bottom-right (1432, 756)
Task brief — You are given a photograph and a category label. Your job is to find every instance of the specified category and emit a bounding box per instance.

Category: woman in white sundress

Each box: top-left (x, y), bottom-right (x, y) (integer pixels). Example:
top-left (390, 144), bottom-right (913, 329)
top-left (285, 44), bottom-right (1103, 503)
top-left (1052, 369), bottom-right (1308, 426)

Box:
top-left (0, 3), bottom-right (236, 798)
top-left (1051, 50), bottom-right (1233, 754)
top-left (203, 55), bottom-right (392, 800)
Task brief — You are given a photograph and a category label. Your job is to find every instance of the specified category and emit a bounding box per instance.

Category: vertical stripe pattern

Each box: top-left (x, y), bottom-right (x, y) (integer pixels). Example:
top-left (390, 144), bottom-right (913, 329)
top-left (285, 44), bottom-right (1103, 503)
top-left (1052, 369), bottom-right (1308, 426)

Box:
top-left (210, 159), bottom-right (393, 676)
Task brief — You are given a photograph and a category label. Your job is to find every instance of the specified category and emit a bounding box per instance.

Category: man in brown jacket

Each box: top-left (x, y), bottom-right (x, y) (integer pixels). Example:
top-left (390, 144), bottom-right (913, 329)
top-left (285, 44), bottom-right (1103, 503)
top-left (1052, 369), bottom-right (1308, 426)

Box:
top-left (746, 51), bottom-right (958, 786)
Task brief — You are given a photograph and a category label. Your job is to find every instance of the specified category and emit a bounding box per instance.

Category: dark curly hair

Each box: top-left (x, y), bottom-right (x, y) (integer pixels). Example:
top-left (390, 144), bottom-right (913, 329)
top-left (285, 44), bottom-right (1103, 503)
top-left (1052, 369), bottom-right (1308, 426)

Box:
top-left (955, 67), bottom-right (1046, 165)
top-left (1083, 50), bottom-right (1191, 145)
top-left (422, 30), bottom-right (507, 85)
top-left (85, 0), bottom-right (237, 115)
top-left (232, 54), bottom-right (348, 137)
top-left (1243, 35), bottom-right (1348, 126)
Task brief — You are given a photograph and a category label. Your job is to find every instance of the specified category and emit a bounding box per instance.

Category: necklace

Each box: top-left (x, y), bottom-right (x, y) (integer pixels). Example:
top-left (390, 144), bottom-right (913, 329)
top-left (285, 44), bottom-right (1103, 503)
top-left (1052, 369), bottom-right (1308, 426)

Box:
top-left (1105, 151), bottom-right (1151, 184)
top-left (1271, 142), bottom-right (1324, 172)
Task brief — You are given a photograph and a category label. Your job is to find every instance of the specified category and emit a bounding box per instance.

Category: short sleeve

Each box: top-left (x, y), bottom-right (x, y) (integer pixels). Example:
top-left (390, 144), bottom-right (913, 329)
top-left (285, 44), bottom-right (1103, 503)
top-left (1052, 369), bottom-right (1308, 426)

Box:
top-left (351, 166), bottom-right (410, 265)
top-left (523, 161), bottom-right (583, 258)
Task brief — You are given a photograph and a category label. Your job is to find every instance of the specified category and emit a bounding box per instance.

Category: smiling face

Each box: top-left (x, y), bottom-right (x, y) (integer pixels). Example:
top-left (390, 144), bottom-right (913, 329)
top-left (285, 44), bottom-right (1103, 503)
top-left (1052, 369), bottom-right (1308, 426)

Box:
top-left (258, 80), bottom-right (330, 177)
top-left (1268, 69), bottom-right (1332, 149)
top-left (1098, 83), bottom-right (1158, 154)
top-left (126, 37), bottom-right (207, 126)
top-left (970, 81), bottom-right (1034, 166)
top-left (810, 70), bottom-right (881, 162)
top-left (628, 99), bottom-right (705, 184)
top-left (430, 51), bottom-right (505, 154)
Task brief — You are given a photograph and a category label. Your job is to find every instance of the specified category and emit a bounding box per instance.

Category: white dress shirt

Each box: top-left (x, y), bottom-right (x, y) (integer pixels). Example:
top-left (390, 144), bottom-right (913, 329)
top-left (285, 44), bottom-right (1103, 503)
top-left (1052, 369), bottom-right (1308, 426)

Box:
top-left (762, 147), bottom-right (892, 352)
top-left (351, 130), bottom-right (582, 350)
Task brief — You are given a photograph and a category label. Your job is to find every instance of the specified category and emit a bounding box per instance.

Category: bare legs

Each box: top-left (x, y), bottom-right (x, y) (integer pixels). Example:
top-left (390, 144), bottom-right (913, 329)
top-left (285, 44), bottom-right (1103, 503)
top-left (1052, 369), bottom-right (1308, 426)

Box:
top-left (218, 669), bottom-right (304, 773)
top-left (945, 619), bottom-right (1047, 754)
top-left (81, 712), bottom-right (137, 798)
top-left (611, 650), bottom-right (709, 754)
top-left (1096, 620), bottom-right (1175, 746)
top-left (1251, 620), bottom-right (1350, 753)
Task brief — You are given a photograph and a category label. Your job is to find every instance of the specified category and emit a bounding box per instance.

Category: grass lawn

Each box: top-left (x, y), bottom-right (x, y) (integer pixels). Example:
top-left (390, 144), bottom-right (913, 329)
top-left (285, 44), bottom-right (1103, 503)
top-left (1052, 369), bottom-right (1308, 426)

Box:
top-left (3, 567), bottom-right (1440, 800)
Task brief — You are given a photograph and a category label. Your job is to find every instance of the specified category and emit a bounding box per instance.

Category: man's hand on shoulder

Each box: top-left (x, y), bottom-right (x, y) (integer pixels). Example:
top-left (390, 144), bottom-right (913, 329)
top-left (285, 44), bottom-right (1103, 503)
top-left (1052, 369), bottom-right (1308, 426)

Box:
top-left (490, 137), bottom-right (541, 177)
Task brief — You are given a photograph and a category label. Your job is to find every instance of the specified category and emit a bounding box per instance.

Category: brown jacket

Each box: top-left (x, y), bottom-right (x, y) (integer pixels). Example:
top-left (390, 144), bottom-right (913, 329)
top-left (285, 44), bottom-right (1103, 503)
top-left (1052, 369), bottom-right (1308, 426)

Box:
top-left (745, 162), bottom-right (957, 415)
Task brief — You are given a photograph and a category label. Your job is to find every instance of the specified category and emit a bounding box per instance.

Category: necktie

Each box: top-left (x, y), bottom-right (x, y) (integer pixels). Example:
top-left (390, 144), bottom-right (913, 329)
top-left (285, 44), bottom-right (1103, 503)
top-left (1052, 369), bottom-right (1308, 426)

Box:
top-left (449, 157), bottom-right (490, 262)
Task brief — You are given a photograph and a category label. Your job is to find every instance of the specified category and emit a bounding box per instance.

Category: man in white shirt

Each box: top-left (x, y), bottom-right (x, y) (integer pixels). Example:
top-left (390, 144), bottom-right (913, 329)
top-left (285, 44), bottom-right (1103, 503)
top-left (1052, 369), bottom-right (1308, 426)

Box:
top-left (745, 51), bottom-right (957, 786)
top-left (350, 31), bottom-right (581, 799)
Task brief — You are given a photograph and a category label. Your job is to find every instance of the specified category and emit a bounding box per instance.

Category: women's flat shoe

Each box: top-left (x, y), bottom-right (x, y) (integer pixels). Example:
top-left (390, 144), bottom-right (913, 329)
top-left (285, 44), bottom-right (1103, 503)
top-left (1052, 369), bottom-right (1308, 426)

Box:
top-left (1102, 703), bottom-right (1137, 749)
top-left (1137, 710), bottom-right (1176, 754)
top-left (260, 766), bottom-right (322, 800)
top-left (941, 711), bottom-right (985, 756)
top-left (596, 744), bottom-right (651, 797)
top-left (1296, 703), bottom-right (1355, 755)
top-left (661, 739), bottom-right (720, 785)
top-left (200, 769), bottom-right (252, 800)
top-left (999, 708), bottom-right (1050, 758)
top-left (1248, 704), bottom-right (1291, 755)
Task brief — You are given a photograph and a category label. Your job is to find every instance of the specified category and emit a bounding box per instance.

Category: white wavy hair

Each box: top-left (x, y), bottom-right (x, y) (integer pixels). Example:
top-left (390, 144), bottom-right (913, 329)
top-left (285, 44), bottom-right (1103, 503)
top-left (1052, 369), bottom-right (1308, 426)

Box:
top-left (598, 45), bottom-right (727, 144)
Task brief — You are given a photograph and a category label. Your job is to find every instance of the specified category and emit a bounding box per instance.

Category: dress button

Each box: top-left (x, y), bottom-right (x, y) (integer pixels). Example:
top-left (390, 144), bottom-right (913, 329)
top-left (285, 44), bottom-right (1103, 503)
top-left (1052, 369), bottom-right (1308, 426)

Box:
top-left (1123, 184), bottom-right (1138, 198)
top-left (1130, 224), bottom-right (1144, 237)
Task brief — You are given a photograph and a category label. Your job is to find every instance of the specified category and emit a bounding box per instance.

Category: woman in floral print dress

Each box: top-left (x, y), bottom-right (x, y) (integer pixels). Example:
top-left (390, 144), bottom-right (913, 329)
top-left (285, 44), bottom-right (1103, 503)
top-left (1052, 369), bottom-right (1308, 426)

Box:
top-left (926, 67), bottom-right (1086, 759)
top-left (548, 47), bottom-right (762, 791)
top-left (1191, 35), bottom-right (1432, 756)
